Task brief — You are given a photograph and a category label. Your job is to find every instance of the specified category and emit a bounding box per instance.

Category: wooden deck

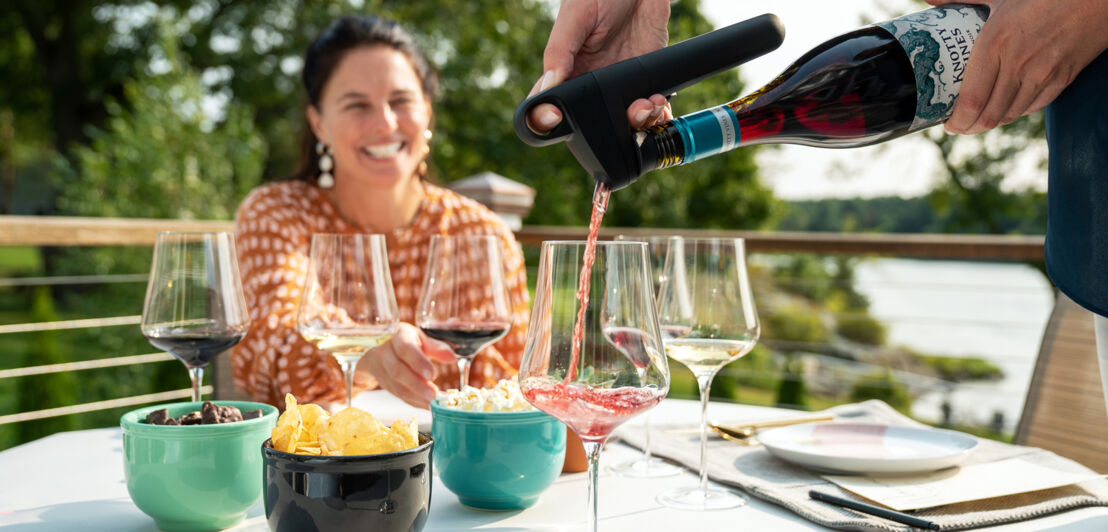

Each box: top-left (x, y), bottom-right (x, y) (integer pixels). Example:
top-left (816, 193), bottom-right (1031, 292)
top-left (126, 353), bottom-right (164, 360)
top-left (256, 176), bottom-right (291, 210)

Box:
top-left (1016, 292), bottom-right (1108, 473)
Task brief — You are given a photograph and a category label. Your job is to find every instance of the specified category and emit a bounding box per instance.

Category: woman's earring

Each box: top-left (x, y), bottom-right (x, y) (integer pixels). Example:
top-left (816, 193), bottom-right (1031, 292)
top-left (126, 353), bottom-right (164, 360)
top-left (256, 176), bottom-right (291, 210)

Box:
top-left (316, 141), bottom-right (334, 189)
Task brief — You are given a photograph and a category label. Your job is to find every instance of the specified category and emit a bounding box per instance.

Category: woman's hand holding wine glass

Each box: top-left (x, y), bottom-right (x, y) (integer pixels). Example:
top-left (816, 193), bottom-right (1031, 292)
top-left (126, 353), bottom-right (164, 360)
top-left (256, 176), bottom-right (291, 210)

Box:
top-left (358, 322), bottom-right (455, 408)
top-left (296, 234), bottom-right (399, 409)
top-left (416, 235), bottom-right (514, 390)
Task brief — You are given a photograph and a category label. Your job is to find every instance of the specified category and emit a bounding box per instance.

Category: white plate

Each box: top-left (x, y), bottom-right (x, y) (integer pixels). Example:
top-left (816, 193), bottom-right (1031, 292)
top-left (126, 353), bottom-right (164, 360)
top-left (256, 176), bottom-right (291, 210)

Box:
top-left (758, 422), bottom-right (978, 475)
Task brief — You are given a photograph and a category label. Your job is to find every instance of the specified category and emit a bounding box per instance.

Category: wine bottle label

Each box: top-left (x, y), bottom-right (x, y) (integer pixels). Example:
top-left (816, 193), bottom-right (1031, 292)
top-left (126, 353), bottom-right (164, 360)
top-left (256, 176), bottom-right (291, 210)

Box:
top-left (672, 105), bottom-right (740, 162)
top-left (876, 5), bottom-right (988, 131)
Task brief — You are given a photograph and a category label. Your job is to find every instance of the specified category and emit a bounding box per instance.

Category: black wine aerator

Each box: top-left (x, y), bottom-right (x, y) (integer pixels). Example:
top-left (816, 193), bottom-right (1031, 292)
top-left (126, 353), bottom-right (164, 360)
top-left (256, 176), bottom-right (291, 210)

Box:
top-left (513, 14), bottom-right (785, 190)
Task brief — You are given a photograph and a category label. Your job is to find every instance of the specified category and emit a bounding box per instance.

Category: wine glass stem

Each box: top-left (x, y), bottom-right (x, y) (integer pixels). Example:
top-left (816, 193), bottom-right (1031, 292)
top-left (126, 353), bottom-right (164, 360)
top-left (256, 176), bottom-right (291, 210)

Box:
top-left (457, 357), bottom-right (472, 389)
top-left (189, 366), bottom-right (204, 402)
top-left (340, 359), bottom-right (357, 408)
top-left (583, 440), bottom-right (603, 532)
top-left (638, 367), bottom-right (653, 461)
top-left (696, 373), bottom-right (715, 493)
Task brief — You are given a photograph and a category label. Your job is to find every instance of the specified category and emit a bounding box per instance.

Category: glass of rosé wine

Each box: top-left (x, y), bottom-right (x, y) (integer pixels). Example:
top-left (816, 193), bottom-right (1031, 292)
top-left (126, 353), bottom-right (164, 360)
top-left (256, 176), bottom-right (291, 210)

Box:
top-left (519, 241), bottom-right (670, 532)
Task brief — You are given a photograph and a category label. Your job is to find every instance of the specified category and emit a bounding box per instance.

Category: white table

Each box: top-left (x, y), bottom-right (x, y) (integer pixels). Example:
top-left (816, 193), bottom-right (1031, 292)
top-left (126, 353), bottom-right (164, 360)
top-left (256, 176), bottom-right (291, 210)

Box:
top-left (3, 392), bottom-right (1107, 531)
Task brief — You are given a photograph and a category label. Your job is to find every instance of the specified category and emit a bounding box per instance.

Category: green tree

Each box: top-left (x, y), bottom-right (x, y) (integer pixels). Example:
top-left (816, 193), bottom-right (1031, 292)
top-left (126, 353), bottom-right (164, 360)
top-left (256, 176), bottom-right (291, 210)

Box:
top-left (775, 354), bottom-right (808, 408)
top-left (850, 370), bottom-right (912, 413)
top-left (15, 286), bottom-right (77, 443)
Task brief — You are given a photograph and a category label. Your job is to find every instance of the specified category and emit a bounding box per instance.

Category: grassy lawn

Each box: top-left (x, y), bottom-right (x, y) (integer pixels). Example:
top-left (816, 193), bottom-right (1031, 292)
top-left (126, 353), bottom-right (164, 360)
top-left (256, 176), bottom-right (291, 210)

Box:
top-left (0, 246), bottom-right (43, 276)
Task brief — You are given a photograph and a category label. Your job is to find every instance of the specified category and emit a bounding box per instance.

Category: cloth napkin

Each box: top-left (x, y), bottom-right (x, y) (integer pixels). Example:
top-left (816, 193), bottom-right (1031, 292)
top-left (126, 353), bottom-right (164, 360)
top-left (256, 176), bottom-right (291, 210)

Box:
top-left (615, 400), bottom-right (1108, 531)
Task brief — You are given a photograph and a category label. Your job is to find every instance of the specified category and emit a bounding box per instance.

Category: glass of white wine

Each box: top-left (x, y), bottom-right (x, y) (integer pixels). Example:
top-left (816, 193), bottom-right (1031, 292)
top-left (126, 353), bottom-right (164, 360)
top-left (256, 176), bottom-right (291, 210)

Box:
top-left (656, 237), bottom-right (760, 510)
top-left (296, 233), bottom-right (399, 408)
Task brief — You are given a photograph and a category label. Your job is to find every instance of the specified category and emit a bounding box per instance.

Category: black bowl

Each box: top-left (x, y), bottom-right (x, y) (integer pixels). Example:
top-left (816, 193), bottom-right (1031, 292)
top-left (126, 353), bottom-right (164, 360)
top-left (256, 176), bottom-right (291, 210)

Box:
top-left (262, 434), bottom-right (433, 532)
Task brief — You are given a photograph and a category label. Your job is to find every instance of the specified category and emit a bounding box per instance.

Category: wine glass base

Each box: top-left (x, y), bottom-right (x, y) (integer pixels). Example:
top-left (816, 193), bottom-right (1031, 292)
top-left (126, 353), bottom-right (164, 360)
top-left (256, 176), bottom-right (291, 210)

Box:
top-left (608, 457), bottom-right (682, 478)
top-left (657, 486), bottom-right (747, 510)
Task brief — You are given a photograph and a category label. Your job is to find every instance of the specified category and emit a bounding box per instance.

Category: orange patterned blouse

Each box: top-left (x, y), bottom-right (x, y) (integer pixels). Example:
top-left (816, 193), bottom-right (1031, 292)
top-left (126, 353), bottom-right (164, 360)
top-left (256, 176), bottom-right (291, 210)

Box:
top-left (231, 180), bottom-right (530, 406)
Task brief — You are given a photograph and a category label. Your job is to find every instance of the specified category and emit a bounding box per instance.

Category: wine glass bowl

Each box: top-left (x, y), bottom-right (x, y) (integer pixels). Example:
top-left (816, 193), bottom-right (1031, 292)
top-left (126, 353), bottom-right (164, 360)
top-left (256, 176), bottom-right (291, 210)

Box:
top-left (656, 237), bottom-right (760, 510)
top-left (416, 235), bottom-right (513, 390)
top-left (141, 231), bottom-right (249, 403)
top-left (518, 240), bottom-right (669, 531)
top-left (296, 233), bottom-right (399, 408)
top-left (608, 234), bottom-right (684, 478)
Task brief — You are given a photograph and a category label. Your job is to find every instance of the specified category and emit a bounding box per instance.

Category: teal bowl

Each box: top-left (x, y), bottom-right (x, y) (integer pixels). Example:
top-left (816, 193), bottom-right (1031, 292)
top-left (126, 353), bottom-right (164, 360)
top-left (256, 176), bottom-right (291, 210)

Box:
top-left (430, 400), bottom-right (566, 510)
top-left (121, 400), bottom-right (278, 531)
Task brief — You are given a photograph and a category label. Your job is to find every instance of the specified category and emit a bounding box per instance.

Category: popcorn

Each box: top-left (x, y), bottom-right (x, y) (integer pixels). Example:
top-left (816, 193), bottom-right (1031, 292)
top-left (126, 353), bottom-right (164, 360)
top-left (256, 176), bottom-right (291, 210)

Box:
top-left (437, 378), bottom-right (534, 412)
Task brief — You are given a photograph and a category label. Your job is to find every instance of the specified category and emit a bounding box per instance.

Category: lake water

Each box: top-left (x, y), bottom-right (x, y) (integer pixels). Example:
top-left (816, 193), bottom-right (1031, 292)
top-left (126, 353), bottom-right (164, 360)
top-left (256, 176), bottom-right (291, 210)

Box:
top-left (852, 258), bottom-right (1056, 432)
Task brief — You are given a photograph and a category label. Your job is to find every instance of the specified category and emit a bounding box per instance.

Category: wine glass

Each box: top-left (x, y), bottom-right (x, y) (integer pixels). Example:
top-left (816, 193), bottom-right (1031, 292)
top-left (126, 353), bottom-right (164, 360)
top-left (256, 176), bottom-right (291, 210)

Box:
top-left (141, 231), bottom-right (250, 403)
top-left (519, 241), bottom-right (670, 532)
top-left (656, 237), bottom-right (760, 510)
top-left (296, 233), bottom-right (399, 408)
top-left (416, 235), bottom-right (512, 390)
top-left (609, 235), bottom-right (683, 478)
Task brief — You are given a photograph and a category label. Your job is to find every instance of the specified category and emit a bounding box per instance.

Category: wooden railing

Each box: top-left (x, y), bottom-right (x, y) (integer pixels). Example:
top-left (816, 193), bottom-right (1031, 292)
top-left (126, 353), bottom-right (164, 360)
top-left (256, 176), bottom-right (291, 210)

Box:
top-left (0, 215), bottom-right (1048, 431)
top-left (1, 215), bottom-right (1045, 260)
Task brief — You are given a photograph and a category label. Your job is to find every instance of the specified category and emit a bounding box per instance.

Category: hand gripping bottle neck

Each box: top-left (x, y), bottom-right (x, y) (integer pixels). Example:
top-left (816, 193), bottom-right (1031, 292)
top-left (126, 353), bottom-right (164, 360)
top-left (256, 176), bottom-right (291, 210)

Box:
top-left (513, 14), bottom-right (785, 191)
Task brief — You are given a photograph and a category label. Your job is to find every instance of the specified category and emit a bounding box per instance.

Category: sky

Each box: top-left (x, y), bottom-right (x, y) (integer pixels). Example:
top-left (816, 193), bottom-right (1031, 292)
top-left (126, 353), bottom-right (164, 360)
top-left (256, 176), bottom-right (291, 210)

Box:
top-left (696, 0), bottom-right (947, 200)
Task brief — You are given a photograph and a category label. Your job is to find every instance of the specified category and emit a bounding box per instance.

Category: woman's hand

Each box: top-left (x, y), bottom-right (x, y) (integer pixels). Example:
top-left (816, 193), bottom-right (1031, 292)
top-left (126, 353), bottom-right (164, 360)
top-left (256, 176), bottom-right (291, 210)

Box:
top-left (527, 0), bottom-right (673, 132)
top-left (926, 0), bottom-right (1108, 134)
top-left (357, 322), bottom-right (456, 408)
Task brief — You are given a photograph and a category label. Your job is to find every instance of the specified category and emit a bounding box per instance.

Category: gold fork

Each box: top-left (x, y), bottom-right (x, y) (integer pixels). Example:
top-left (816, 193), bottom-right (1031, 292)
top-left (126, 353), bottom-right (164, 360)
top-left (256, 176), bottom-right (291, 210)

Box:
top-left (709, 414), bottom-right (834, 446)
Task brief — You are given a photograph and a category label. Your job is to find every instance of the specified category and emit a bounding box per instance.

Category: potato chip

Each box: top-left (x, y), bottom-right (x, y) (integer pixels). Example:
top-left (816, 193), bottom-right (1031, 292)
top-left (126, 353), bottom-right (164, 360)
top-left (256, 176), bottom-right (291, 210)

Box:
top-left (297, 402), bottom-right (329, 443)
top-left (389, 418), bottom-right (419, 450)
top-left (294, 445), bottom-right (323, 456)
top-left (271, 395), bottom-right (420, 456)
top-left (273, 394), bottom-right (304, 453)
top-left (320, 407), bottom-right (381, 456)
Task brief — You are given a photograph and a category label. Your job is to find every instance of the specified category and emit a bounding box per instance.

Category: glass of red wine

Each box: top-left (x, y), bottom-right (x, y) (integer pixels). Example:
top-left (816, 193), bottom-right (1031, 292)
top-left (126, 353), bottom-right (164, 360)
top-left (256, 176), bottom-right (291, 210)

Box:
top-left (141, 231), bottom-right (250, 403)
top-left (519, 241), bottom-right (670, 532)
top-left (297, 233), bottom-right (399, 409)
top-left (608, 235), bottom-right (684, 478)
top-left (656, 237), bottom-right (760, 510)
top-left (416, 235), bottom-right (512, 390)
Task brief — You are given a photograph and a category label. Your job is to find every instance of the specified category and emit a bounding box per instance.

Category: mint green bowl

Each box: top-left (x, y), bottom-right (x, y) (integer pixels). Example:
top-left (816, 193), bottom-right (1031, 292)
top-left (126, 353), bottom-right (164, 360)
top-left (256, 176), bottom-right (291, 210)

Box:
top-left (431, 400), bottom-right (565, 510)
top-left (121, 400), bottom-right (278, 531)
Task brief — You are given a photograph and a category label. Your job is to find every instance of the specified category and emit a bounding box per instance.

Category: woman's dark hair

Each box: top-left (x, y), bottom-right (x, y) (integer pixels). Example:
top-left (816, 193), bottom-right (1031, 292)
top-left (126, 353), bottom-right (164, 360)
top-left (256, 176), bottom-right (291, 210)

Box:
top-left (292, 15), bottom-right (439, 183)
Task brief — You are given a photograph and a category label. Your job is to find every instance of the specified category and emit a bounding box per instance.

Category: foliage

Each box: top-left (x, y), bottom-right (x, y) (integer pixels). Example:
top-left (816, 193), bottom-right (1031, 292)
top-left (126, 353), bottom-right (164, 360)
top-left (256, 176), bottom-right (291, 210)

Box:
top-left (777, 192), bottom-right (1048, 235)
top-left (770, 255), bottom-right (869, 310)
top-left (772, 256), bottom-right (834, 302)
top-left (849, 370), bottom-right (912, 413)
top-left (15, 287), bottom-right (77, 443)
top-left (914, 353), bottom-right (1002, 382)
top-left (836, 312), bottom-right (887, 345)
top-left (1, 0), bottom-right (777, 229)
top-left (775, 354), bottom-right (808, 408)
top-left (763, 305), bottom-right (828, 344)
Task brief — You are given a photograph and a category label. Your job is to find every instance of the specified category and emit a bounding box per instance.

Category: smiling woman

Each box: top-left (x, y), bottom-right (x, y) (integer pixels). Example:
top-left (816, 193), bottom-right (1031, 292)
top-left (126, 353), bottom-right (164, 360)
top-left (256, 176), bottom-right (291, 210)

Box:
top-left (230, 15), bottom-right (531, 410)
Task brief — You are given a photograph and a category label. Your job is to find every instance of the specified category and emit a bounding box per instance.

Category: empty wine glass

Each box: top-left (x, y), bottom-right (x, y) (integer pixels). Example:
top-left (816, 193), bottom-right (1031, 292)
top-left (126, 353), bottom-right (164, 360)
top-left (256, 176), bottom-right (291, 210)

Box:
top-left (656, 237), bottom-right (760, 510)
top-left (141, 231), bottom-right (250, 402)
top-left (519, 241), bottom-right (670, 532)
top-left (416, 235), bottom-right (512, 390)
top-left (609, 235), bottom-right (683, 478)
top-left (296, 233), bottom-right (399, 408)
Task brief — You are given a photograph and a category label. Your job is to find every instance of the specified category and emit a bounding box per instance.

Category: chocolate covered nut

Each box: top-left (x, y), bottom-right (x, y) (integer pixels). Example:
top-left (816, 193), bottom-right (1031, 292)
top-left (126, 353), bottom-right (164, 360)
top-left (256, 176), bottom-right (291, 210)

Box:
top-left (201, 401), bottom-right (243, 424)
top-left (145, 408), bottom-right (172, 425)
top-left (242, 409), bottom-right (263, 420)
top-left (178, 411), bottom-right (203, 425)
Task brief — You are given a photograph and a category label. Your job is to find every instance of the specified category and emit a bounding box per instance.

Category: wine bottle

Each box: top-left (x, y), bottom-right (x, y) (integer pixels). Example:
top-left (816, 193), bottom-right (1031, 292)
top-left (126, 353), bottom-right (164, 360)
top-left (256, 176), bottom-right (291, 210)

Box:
top-left (639, 5), bottom-right (988, 172)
